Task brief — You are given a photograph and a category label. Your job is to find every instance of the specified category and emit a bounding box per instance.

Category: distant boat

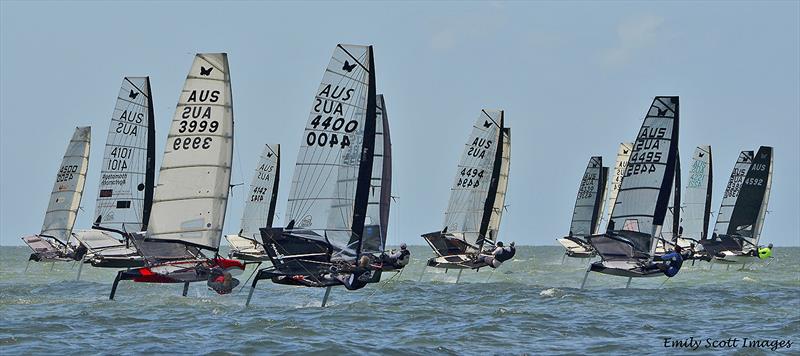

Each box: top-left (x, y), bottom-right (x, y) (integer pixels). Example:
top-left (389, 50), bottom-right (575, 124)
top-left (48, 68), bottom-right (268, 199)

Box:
top-left (656, 145), bottom-right (713, 255)
top-left (700, 146), bottom-right (773, 265)
top-left (72, 77), bottom-right (156, 269)
top-left (22, 127), bottom-right (91, 263)
top-left (557, 156), bottom-right (608, 259)
top-left (585, 96), bottom-right (680, 283)
top-left (225, 144), bottom-right (280, 261)
top-left (603, 142), bottom-right (633, 232)
top-left (246, 44), bottom-right (390, 307)
top-left (421, 109), bottom-right (511, 274)
top-left (109, 53), bottom-right (244, 300)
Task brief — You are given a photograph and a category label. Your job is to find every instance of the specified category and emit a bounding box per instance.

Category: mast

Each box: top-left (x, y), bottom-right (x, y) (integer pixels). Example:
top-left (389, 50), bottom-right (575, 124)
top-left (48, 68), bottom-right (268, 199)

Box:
top-left (703, 147), bottom-right (713, 240)
top-left (266, 145), bottom-right (280, 229)
top-left (351, 46), bottom-right (377, 259)
top-left (671, 151), bottom-right (681, 243)
top-left (478, 111), bottom-right (504, 251)
top-left (594, 166), bottom-right (609, 234)
top-left (142, 77), bottom-right (156, 231)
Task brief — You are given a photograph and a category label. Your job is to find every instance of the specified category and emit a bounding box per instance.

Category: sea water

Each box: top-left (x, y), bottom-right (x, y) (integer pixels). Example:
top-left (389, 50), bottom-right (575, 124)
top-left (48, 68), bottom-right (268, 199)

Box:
top-left (1, 246), bottom-right (798, 354)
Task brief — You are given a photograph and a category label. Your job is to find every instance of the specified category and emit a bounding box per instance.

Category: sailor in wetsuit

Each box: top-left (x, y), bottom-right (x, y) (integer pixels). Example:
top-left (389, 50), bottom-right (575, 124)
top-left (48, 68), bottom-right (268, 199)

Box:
top-left (477, 241), bottom-right (516, 269)
top-left (384, 243), bottom-right (411, 269)
top-left (647, 245), bottom-right (684, 277)
top-left (329, 255), bottom-right (374, 291)
top-left (207, 267), bottom-right (240, 294)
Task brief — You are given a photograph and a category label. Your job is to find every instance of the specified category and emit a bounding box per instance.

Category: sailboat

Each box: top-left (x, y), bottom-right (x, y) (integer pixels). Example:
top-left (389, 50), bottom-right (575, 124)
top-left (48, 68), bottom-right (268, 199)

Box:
top-left (22, 127), bottom-right (91, 263)
top-left (584, 96), bottom-right (680, 283)
top-left (109, 53), bottom-right (244, 299)
top-left (700, 146), bottom-right (773, 265)
top-left (421, 109), bottom-right (511, 273)
top-left (602, 143), bottom-right (633, 231)
top-left (246, 44), bottom-right (390, 307)
top-left (656, 151), bottom-right (682, 253)
top-left (557, 156), bottom-right (608, 258)
top-left (72, 77), bottom-right (156, 269)
top-left (225, 144), bottom-right (280, 261)
top-left (657, 145), bottom-right (713, 257)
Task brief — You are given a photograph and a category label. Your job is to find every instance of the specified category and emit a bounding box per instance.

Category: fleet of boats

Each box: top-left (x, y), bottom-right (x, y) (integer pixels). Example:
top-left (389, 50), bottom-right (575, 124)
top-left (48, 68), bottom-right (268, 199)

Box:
top-left (20, 44), bottom-right (776, 302)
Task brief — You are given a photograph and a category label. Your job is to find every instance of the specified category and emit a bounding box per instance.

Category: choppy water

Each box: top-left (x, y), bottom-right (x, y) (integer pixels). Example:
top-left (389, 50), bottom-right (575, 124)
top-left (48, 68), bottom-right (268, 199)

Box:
top-left (1, 245), bottom-right (798, 354)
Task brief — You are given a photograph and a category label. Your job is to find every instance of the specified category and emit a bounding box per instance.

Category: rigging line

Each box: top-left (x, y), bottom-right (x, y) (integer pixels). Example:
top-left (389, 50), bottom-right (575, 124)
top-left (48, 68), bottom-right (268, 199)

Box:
top-left (292, 140), bottom-right (341, 225)
top-left (235, 262), bottom-right (261, 295)
top-left (363, 269), bottom-right (401, 301)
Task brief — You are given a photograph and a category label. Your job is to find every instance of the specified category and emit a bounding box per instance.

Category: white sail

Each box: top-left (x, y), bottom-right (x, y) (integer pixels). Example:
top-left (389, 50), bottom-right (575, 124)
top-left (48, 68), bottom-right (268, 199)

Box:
top-left (712, 150), bottom-right (753, 238)
top-left (443, 110), bottom-right (503, 250)
top-left (487, 126), bottom-right (511, 243)
top-left (93, 77), bottom-right (155, 232)
top-left (570, 156), bottom-right (605, 238)
top-left (610, 96), bottom-right (679, 254)
top-left (604, 142), bottom-right (633, 230)
top-left (40, 126), bottom-right (91, 244)
top-left (145, 53), bottom-right (233, 251)
top-left (239, 144), bottom-right (280, 241)
top-left (284, 44), bottom-right (376, 261)
top-left (682, 145), bottom-right (712, 240)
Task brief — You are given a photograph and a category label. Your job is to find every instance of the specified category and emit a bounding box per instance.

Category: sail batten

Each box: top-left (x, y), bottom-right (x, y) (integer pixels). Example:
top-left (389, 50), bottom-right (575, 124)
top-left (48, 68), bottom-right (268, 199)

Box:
top-left (144, 53), bottom-right (233, 252)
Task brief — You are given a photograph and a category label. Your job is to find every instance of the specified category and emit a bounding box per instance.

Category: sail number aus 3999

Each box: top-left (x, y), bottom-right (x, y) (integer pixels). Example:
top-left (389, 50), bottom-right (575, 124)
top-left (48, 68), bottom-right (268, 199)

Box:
top-left (173, 137), bottom-right (212, 150)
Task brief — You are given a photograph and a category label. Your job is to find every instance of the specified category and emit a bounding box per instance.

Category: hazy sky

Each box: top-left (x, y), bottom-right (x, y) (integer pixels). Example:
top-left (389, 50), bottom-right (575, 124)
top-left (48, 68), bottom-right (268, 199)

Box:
top-left (1, 1), bottom-right (798, 247)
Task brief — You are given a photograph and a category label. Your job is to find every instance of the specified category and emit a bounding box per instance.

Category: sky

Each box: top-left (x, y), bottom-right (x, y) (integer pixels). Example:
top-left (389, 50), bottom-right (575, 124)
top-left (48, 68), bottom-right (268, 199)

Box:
top-left (1, 1), bottom-right (798, 247)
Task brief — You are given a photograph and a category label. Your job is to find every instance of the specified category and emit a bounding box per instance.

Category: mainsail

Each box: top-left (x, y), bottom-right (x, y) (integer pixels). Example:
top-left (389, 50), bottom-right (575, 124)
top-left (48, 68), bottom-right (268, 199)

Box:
top-left (487, 126), bottom-right (510, 243)
top-left (609, 96), bottom-right (679, 256)
top-left (40, 126), bottom-right (91, 244)
top-left (604, 142), bottom-right (633, 229)
top-left (93, 77), bottom-right (156, 232)
top-left (712, 150), bottom-right (754, 240)
top-left (724, 146), bottom-right (773, 247)
top-left (361, 94), bottom-right (392, 255)
top-left (442, 110), bottom-right (505, 252)
top-left (284, 44), bottom-right (376, 262)
top-left (239, 144), bottom-right (280, 240)
top-left (683, 145), bottom-right (712, 240)
top-left (144, 53), bottom-right (233, 252)
top-left (569, 156), bottom-right (607, 238)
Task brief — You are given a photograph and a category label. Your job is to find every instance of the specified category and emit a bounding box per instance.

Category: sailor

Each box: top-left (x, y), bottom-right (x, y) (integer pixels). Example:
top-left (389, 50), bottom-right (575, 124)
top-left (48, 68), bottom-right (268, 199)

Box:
top-left (495, 241), bottom-right (516, 263)
top-left (331, 255), bottom-right (373, 291)
top-left (207, 267), bottom-right (240, 294)
top-left (477, 241), bottom-right (505, 269)
top-left (385, 243), bottom-right (411, 269)
top-left (758, 243), bottom-right (773, 259)
top-left (649, 245), bottom-right (684, 277)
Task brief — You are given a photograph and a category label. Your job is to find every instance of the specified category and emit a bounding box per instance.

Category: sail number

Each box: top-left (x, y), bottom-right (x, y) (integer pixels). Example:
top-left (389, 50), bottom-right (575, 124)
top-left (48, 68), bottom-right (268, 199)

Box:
top-left (173, 137), bottom-right (212, 150)
top-left (457, 168), bottom-right (484, 188)
top-left (56, 165), bottom-right (78, 182)
top-left (305, 115), bottom-right (357, 149)
top-left (250, 186), bottom-right (270, 202)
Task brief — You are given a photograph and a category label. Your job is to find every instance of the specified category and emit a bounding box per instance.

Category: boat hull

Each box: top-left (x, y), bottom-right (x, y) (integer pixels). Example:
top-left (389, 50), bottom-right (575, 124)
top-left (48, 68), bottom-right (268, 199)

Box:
top-left (557, 238), bottom-right (596, 258)
top-left (121, 258), bottom-right (244, 283)
top-left (589, 261), bottom-right (663, 278)
top-left (426, 255), bottom-right (487, 270)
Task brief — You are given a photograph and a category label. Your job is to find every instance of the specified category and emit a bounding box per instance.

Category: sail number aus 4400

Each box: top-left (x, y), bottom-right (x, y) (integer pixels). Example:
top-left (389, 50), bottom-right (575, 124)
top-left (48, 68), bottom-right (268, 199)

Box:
top-left (305, 115), bottom-right (358, 149)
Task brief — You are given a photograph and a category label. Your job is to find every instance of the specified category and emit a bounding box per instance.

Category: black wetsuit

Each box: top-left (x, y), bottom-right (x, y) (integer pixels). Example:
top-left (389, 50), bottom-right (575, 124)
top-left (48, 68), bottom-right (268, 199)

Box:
top-left (338, 268), bottom-right (373, 291)
top-left (495, 246), bottom-right (516, 263)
